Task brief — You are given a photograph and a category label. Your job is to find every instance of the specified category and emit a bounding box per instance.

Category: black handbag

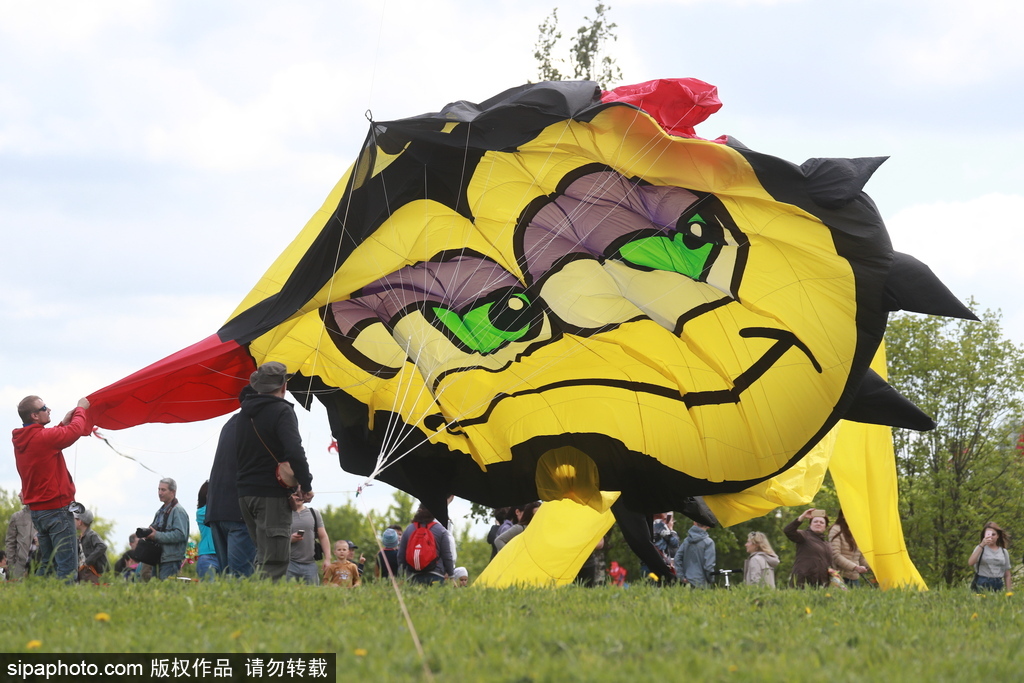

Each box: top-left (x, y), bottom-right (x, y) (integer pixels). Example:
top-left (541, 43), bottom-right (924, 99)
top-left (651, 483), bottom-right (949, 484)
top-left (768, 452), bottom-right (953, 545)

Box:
top-left (970, 544), bottom-right (984, 591)
top-left (131, 537), bottom-right (163, 566)
top-left (311, 508), bottom-right (323, 561)
top-left (131, 500), bottom-right (177, 565)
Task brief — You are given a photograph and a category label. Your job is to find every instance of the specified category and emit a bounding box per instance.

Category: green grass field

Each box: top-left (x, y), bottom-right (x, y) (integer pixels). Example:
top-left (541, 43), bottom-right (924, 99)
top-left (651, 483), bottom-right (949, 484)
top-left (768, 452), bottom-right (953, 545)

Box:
top-left (2, 579), bottom-right (1020, 682)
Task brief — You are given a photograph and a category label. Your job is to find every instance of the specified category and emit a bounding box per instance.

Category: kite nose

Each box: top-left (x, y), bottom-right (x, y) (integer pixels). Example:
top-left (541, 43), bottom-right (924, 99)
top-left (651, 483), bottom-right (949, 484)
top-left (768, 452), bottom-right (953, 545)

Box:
top-left (535, 446), bottom-right (610, 512)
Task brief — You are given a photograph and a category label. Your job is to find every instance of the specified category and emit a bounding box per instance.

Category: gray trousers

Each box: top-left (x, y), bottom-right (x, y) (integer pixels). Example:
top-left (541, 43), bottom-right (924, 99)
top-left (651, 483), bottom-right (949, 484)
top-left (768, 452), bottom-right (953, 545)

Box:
top-left (287, 560), bottom-right (321, 585)
top-left (239, 496), bottom-right (291, 582)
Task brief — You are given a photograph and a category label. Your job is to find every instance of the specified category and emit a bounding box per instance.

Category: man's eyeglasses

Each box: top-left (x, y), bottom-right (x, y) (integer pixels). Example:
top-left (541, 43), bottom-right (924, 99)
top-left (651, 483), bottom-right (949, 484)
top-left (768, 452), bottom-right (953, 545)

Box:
top-left (34, 406), bottom-right (50, 413)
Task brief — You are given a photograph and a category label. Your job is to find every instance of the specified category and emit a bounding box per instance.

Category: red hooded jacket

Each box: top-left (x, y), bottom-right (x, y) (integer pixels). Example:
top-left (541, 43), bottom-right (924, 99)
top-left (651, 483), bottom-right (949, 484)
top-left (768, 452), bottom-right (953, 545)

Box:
top-left (12, 408), bottom-right (90, 510)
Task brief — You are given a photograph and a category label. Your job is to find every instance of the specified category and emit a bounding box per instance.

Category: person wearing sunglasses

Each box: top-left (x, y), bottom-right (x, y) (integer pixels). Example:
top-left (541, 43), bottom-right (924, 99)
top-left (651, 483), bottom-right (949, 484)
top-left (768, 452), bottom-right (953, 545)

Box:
top-left (12, 395), bottom-right (92, 582)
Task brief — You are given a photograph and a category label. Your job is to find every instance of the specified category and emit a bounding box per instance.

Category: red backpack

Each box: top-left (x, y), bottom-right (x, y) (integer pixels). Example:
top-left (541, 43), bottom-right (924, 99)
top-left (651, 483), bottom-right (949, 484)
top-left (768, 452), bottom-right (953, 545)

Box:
top-left (406, 521), bottom-right (438, 571)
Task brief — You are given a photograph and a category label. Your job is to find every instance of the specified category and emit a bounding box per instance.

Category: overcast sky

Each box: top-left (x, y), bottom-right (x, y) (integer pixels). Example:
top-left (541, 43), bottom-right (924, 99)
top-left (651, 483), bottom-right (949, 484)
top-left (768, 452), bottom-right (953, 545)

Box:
top-left (3, 0), bottom-right (1022, 550)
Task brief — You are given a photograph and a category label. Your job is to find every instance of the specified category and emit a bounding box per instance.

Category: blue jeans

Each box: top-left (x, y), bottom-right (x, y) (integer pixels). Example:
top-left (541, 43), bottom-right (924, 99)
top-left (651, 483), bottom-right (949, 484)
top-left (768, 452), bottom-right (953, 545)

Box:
top-left (975, 575), bottom-right (1004, 591)
top-left (30, 507), bottom-right (77, 582)
top-left (196, 554), bottom-right (221, 580)
top-left (210, 520), bottom-right (256, 577)
top-left (157, 561), bottom-right (181, 580)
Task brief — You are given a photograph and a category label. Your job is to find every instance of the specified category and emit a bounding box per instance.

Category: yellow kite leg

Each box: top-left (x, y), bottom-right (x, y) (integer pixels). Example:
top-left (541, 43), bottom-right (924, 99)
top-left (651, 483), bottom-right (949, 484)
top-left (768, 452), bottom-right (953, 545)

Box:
top-left (828, 344), bottom-right (927, 590)
top-left (704, 429), bottom-right (835, 526)
top-left (475, 493), bottom-right (618, 588)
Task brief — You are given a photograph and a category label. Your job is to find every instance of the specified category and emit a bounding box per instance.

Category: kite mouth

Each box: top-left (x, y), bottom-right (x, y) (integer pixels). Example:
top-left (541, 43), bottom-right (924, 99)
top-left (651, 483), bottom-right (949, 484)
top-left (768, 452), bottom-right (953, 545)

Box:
top-left (431, 326), bottom-right (822, 435)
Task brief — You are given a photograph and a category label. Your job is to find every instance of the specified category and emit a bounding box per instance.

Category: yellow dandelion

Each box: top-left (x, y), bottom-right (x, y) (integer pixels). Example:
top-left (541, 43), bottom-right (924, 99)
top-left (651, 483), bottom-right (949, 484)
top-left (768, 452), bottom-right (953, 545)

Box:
top-left (354, 648), bottom-right (368, 657)
top-left (970, 612), bottom-right (979, 620)
top-left (728, 665), bottom-right (739, 673)
top-left (1006, 591), bottom-right (1015, 597)
top-left (825, 593), bottom-right (832, 598)
top-left (804, 606), bottom-right (812, 615)
top-left (26, 640), bottom-right (42, 650)
top-left (94, 612), bottom-right (111, 622)
top-left (230, 630), bottom-right (243, 640)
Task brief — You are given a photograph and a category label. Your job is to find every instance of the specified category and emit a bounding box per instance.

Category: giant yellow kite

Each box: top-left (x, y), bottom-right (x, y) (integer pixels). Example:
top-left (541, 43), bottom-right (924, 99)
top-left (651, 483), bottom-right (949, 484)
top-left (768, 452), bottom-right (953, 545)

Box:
top-left (89, 78), bottom-right (973, 583)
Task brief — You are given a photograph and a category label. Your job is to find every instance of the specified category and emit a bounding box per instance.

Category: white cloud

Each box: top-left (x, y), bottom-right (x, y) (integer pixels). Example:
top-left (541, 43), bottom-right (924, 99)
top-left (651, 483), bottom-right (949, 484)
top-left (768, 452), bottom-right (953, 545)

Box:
top-left (887, 192), bottom-right (1024, 341)
top-left (873, 0), bottom-right (1024, 86)
top-left (0, 1), bottom-right (161, 52)
top-left (888, 193), bottom-right (1024, 279)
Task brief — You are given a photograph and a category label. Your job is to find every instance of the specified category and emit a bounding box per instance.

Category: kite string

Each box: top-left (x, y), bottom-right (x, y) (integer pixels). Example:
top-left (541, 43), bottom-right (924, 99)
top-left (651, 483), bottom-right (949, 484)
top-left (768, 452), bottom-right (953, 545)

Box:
top-left (366, 0), bottom-right (387, 115)
top-left (361, 506), bottom-right (436, 683)
top-left (299, 8), bottom-right (436, 676)
top-left (92, 428), bottom-right (163, 475)
top-left (285, 89), bottom-right (727, 501)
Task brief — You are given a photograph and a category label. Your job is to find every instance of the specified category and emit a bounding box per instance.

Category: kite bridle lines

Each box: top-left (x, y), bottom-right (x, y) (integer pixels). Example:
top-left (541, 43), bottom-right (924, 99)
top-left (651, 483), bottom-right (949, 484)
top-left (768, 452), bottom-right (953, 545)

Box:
top-left (322, 94), bottom-right (721, 487)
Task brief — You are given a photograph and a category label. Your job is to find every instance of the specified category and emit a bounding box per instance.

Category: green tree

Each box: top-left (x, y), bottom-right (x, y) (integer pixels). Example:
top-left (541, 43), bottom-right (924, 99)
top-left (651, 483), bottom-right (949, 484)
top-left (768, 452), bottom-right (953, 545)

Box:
top-left (88, 511), bottom-right (116, 553)
top-left (886, 305), bottom-right (1024, 586)
top-left (534, 3), bottom-right (623, 89)
top-left (380, 490), bottom-right (416, 529)
top-left (534, 9), bottom-right (564, 82)
top-left (318, 499), bottom-right (375, 555)
top-left (456, 526), bottom-right (492, 581)
top-left (314, 491), bottom-right (422, 569)
top-left (0, 487), bottom-right (23, 538)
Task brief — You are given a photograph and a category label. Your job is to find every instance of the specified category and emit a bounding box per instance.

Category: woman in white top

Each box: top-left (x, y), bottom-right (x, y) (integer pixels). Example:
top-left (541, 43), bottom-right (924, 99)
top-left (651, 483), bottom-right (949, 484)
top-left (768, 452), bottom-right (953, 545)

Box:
top-left (968, 522), bottom-right (1013, 592)
top-left (743, 531), bottom-right (780, 588)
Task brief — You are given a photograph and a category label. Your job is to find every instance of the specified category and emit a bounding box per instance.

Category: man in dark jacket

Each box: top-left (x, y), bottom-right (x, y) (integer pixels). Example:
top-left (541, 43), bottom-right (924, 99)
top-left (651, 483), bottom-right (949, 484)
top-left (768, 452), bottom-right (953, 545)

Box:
top-left (236, 362), bottom-right (314, 581)
top-left (206, 386), bottom-right (258, 577)
top-left (12, 395), bottom-right (92, 582)
top-left (74, 508), bottom-right (108, 583)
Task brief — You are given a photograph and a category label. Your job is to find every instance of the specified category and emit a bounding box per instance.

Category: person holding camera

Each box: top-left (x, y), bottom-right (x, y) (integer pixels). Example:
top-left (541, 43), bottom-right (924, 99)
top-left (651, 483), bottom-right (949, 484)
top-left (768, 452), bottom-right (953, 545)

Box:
top-left (137, 477), bottom-right (189, 580)
top-left (785, 508), bottom-right (834, 588)
top-left (968, 522), bottom-right (1012, 592)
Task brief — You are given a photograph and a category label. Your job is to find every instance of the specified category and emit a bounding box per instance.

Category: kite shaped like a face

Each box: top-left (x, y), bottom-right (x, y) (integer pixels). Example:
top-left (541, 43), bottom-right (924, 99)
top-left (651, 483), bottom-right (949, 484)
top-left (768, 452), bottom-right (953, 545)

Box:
top-left (214, 79), bottom-right (969, 511)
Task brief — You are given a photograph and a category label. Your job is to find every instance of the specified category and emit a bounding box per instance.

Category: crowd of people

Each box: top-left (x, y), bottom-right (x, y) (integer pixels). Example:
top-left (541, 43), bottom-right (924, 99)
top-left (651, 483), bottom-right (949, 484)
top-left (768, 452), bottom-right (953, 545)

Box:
top-left (7, 364), bottom-right (470, 587)
top-left (6, 366), bottom-right (1015, 590)
top-left (627, 508), bottom-right (1013, 592)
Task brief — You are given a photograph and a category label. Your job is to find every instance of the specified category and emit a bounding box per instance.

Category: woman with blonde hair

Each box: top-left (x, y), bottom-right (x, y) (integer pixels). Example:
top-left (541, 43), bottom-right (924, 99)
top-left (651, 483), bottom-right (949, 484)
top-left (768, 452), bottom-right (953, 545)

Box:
top-left (743, 531), bottom-right (780, 588)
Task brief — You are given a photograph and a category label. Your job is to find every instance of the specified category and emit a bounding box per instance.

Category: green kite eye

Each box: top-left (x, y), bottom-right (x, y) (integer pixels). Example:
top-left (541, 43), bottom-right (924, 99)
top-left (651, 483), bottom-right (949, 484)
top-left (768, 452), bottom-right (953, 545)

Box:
top-left (619, 230), bottom-right (714, 280)
top-left (432, 292), bottom-right (535, 354)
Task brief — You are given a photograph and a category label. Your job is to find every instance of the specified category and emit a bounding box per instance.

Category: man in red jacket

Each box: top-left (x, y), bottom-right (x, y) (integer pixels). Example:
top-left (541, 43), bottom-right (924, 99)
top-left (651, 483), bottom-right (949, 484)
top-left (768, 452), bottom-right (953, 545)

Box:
top-left (12, 395), bottom-right (92, 581)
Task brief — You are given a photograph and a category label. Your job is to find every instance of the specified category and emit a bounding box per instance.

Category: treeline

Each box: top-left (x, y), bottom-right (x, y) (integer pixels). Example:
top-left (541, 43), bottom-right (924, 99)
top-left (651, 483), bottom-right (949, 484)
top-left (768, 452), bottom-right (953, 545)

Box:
top-left (645, 306), bottom-right (1024, 588)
